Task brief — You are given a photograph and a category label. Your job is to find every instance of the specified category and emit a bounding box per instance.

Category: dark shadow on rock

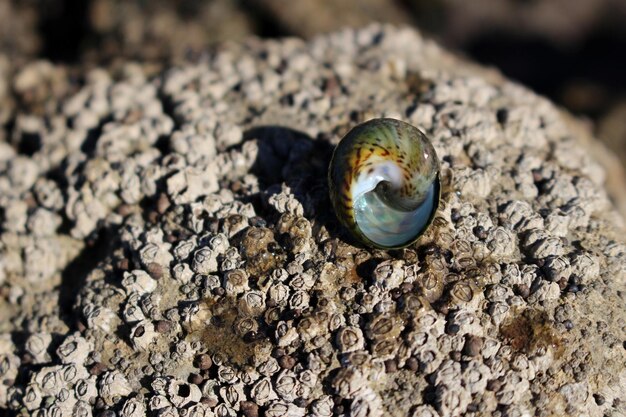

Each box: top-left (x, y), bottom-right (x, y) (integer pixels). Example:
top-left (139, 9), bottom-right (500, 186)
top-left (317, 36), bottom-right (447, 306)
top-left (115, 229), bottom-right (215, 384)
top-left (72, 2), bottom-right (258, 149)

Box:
top-left (58, 227), bottom-right (114, 330)
top-left (355, 258), bottom-right (383, 284)
top-left (243, 126), bottom-right (331, 186)
top-left (241, 125), bottom-right (342, 237)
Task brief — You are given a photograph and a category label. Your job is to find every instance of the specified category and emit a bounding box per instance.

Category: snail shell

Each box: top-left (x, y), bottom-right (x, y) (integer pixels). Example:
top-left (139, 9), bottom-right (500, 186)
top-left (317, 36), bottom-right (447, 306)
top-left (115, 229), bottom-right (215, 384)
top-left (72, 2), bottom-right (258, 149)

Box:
top-left (328, 118), bottom-right (440, 249)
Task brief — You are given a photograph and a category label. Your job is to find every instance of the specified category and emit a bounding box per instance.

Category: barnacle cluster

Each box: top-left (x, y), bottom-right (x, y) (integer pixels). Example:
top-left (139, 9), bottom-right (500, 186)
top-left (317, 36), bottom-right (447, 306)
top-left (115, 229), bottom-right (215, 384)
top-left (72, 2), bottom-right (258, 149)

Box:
top-left (0, 25), bottom-right (625, 417)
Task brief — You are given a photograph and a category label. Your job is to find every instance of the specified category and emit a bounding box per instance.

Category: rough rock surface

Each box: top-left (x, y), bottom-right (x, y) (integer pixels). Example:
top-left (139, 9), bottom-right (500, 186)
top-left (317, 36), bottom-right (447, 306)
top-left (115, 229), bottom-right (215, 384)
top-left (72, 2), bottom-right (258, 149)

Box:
top-left (85, 0), bottom-right (255, 65)
top-left (0, 25), bottom-right (625, 417)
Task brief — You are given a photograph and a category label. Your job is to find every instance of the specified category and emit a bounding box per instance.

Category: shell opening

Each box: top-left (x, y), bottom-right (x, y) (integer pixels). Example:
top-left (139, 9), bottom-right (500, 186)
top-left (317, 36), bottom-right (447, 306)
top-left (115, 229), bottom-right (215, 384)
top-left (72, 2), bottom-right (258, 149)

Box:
top-left (353, 177), bottom-right (439, 248)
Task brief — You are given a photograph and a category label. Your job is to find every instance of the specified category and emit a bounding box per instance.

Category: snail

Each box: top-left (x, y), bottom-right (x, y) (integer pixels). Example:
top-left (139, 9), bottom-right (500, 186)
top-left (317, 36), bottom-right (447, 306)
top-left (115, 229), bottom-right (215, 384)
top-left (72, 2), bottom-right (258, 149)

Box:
top-left (328, 118), bottom-right (440, 249)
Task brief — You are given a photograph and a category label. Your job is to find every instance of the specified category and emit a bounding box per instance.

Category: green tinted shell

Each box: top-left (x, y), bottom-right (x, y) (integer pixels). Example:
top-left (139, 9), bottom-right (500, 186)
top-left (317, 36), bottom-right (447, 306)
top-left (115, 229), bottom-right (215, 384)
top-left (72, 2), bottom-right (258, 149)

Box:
top-left (328, 118), bottom-right (440, 249)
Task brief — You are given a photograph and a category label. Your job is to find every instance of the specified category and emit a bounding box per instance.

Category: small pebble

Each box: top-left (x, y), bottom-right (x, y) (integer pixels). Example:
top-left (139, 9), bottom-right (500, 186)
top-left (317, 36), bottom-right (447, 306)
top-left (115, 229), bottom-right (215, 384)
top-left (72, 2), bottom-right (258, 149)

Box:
top-left (155, 320), bottom-right (173, 333)
top-left (294, 398), bottom-right (307, 408)
top-left (201, 397), bottom-right (218, 407)
top-left (116, 259), bottom-right (129, 270)
top-left (445, 323), bottom-right (460, 335)
top-left (243, 331), bottom-right (259, 343)
top-left (463, 335), bottom-right (484, 357)
top-left (272, 347), bottom-right (286, 358)
top-left (240, 401), bottom-right (259, 417)
top-left (148, 211), bottom-right (159, 224)
top-left (117, 204), bottom-right (134, 216)
top-left (194, 354), bottom-right (213, 370)
top-left (513, 284), bottom-right (530, 299)
top-left (189, 373), bottom-right (204, 385)
top-left (487, 379), bottom-right (503, 392)
top-left (20, 353), bottom-right (33, 364)
top-left (278, 355), bottom-right (296, 369)
top-left (384, 359), bottom-right (398, 373)
top-left (94, 398), bottom-right (106, 410)
top-left (146, 262), bottom-right (163, 279)
top-left (89, 362), bottom-right (108, 376)
top-left (157, 193), bottom-right (170, 214)
top-left (406, 357), bottom-right (419, 372)
top-left (474, 225), bottom-right (488, 240)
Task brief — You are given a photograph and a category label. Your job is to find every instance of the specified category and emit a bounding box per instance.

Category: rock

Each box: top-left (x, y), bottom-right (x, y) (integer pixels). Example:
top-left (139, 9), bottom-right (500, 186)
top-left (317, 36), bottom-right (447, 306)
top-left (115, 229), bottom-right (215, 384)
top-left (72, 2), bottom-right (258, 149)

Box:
top-left (86, 0), bottom-right (254, 65)
top-left (0, 25), bottom-right (625, 417)
top-left (248, 0), bottom-right (410, 38)
top-left (598, 101), bottom-right (626, 215)
top-left (0, 1), bottom-right (41, 60)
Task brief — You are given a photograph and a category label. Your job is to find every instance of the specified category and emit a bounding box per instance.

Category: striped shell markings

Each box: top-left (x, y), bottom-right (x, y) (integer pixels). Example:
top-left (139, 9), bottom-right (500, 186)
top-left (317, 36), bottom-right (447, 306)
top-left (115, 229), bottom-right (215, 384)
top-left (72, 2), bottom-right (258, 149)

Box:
top-left (328, 118), bottom-right (440, 249)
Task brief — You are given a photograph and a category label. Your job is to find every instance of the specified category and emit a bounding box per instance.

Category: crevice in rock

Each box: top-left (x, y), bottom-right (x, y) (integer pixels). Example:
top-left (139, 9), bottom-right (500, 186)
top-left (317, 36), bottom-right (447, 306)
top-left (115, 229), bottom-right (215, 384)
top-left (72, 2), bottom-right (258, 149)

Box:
top-left (78, 116), bottom-right (112, 157)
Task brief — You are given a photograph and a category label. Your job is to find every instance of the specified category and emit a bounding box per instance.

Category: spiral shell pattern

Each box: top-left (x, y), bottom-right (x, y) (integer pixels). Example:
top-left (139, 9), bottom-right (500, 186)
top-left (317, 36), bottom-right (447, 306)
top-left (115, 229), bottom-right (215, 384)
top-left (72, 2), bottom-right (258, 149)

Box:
top-left (328, 118), bottom-right (440, 249)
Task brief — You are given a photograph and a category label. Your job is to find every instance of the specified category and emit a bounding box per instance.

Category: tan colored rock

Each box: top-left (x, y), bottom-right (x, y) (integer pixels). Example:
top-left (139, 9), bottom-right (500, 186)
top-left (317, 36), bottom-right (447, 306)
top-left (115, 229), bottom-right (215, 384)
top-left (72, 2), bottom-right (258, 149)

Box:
top-left (0, 25), bottom-right (624, 417)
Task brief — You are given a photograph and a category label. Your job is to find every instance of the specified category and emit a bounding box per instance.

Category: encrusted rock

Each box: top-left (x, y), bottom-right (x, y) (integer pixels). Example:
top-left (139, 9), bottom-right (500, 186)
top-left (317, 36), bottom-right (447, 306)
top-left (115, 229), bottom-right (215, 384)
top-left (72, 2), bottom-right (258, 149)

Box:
top-left (99, 371), bottom-right (133, 406)
top-left (0, 24), bottom-right (625, 417)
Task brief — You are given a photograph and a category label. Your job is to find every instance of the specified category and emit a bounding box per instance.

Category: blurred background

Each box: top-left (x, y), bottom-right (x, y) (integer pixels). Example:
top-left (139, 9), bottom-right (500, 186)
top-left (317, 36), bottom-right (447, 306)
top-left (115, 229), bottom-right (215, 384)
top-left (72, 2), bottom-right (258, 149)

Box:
top-left (1, 0), bottom-right (626, 175)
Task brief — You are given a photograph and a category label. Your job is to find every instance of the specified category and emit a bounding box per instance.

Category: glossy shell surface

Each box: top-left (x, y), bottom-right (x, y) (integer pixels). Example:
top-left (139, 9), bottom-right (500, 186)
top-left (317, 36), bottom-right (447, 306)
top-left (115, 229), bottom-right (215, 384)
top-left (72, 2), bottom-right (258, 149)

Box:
top-left (328, 118), bottom-right (440, 249)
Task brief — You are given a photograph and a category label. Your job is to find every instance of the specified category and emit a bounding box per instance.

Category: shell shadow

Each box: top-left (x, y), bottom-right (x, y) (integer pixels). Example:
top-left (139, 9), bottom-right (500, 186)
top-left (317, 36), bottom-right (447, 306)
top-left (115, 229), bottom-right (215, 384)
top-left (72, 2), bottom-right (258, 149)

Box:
top-left (241, 125), bottom-right (341, 236)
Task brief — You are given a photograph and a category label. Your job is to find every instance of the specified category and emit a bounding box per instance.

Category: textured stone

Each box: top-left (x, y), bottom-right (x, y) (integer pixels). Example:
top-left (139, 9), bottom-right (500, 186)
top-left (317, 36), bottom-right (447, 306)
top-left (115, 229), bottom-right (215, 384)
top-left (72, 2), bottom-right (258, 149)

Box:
top-left (0, 25), bottom-right (624, 417)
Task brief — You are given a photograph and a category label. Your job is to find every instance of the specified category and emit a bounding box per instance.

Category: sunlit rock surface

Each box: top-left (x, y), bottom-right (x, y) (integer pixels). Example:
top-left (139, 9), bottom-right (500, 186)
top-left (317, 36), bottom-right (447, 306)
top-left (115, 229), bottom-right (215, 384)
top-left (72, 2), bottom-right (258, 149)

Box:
top-left (0, 25), bottom-right (625, 417)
